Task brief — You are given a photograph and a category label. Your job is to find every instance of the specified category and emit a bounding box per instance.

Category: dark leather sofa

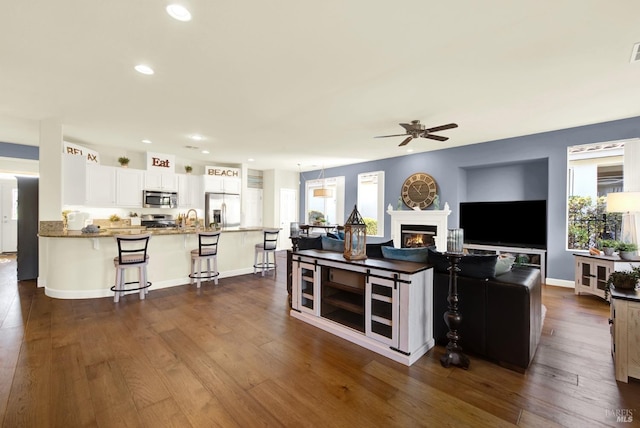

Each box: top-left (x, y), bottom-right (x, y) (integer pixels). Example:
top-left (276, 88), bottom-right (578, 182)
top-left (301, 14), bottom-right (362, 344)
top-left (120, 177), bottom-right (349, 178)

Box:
top-left (433, 266), bottom-right (542, 372)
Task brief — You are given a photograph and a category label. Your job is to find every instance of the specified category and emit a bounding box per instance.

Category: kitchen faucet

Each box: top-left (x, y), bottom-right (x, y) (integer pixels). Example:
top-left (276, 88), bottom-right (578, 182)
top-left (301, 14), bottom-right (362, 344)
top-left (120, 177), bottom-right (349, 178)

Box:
top-left (186, 209), bottom-right (198, 229)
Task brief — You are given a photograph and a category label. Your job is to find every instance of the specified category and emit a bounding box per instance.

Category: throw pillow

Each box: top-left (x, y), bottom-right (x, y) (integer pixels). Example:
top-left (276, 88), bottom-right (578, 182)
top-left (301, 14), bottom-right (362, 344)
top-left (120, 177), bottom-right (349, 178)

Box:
top-left (427, 248), bottom-right (450, 273)
top-left (427, 249), bottom-right (498, 279)
top-left (366, 239), bottom-right (395, 259)
top-left (326, 232), bottom-right (341, 240)
top-left (321, 235), bottom-right (345, 252)
top-left (381, 246), bottom-right (430, 263)
top-left (297, 235), bottom-right (322, 250)
top-left (459, 254), bottom-right (498, 279)
top-left (495, 255), bottom-right (516, 276)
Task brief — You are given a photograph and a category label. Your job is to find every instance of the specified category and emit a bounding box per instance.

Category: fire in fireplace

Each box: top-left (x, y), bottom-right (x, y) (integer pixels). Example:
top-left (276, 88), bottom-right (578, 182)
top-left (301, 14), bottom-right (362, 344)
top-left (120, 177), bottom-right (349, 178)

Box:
top-left (401, 224), bottom-right (437, 248)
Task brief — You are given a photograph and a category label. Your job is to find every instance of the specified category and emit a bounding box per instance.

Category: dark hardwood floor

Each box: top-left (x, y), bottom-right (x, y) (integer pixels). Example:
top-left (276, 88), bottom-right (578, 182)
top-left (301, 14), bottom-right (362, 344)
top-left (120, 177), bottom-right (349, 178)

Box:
top-left (0, 251), bottom-right (638, 427)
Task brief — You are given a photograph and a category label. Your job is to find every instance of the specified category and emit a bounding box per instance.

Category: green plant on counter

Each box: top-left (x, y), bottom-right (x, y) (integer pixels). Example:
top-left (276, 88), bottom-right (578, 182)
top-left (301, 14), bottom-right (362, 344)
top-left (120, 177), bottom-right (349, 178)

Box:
top-left (616, 242), bottom-right (638, 252)
top-left (184, 165), bottom-right (193, 173)
top-left (598, 239), bottom-right (619, 248)
top-left (117, 156), bottom-right (130, 167)
top-left (109, 214), bottom-right (121, 223)
top-left (605, 266), bottom-right (640, 300)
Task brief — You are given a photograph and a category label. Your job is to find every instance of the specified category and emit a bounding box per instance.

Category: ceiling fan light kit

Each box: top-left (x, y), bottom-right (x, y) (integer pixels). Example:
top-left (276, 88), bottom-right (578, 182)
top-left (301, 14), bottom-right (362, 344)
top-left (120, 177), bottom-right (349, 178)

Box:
top-left (375, 120), bottom-right (458, 146)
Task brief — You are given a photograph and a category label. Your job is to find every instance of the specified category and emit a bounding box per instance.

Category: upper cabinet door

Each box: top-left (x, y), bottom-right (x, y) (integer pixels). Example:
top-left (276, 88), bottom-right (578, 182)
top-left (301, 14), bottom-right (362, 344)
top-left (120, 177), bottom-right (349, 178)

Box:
top-left (178, 173), bottom-right (203, 208)
top-left (86, 164), bottom-right (116, 206)
top-left (62, 153), bottom-right (87, 205)
top-left (144, 171), bottom-right (178, 191)
top-left (116, 168), bottom-right (144, 207)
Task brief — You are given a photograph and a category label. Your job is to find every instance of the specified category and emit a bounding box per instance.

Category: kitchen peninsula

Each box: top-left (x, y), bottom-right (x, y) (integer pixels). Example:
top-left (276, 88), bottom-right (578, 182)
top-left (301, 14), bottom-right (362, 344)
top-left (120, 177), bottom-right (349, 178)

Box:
top-left (38, 226), bottom-right (268, 299)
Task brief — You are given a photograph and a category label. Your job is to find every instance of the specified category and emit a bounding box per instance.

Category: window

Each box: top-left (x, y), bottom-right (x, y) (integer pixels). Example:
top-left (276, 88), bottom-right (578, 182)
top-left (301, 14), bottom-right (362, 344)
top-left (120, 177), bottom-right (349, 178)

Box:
top-left (567, 140), bottom-right (628, 250)
top-left (305, 176), bottom-right (345, 225)
top-left (357, 171), bottom-right (385, 237)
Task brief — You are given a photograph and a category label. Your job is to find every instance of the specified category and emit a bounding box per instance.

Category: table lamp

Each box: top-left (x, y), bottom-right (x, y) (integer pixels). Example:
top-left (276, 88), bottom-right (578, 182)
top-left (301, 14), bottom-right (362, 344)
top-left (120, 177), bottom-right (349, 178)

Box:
top-left (606, 191), bottom-right (640, 251)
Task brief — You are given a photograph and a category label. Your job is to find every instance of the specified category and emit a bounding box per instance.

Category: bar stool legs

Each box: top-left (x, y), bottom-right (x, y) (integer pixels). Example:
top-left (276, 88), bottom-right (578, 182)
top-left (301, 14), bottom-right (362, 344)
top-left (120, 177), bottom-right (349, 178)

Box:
top-left (189, 232), bottom-right (221, 289)
top-left (253, 228), bottom-right (280, 276)
top-left (111, 234), bottom-right (152, 303)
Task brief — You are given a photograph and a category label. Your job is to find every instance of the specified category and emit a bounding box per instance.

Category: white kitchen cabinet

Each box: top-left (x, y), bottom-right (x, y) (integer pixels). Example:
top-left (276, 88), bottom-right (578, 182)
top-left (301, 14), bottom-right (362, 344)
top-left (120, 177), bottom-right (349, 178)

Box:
top-left (178, 173), bottom-right (203, 208)
top-left (116, 168), bottom-right (144, 207)
top-left (85, 164), bottom-right (116, 206)
top-left (144, 171), bottom-right (178, 191)
top-left (203, 176), bottom-right (241, 194)
top-left (62, 153), bottom-right (87, 206)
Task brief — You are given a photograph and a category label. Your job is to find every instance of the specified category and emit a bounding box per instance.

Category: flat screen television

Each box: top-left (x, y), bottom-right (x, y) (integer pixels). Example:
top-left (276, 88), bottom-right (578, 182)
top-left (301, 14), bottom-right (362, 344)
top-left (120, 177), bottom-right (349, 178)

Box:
top-left (459, 200), bottom-right (547, 249)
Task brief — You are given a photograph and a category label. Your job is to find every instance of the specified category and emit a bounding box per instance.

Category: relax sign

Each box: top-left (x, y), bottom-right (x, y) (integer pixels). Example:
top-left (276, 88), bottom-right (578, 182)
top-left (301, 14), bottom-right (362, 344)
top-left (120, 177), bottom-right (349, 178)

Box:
top-left (63, 142), bottom-right (100, 164)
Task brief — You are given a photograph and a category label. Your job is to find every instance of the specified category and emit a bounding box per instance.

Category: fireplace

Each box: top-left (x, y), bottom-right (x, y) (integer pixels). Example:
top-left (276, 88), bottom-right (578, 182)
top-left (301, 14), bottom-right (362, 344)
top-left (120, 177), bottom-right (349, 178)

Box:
top-left (401, 225), bottom-right (437, 248)
top-left (387, 206), bottom-right (451, 252)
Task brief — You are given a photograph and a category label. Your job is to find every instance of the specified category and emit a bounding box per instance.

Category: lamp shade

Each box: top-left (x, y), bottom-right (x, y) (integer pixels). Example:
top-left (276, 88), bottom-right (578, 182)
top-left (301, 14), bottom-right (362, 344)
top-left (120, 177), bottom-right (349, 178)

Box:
top-left (606, 192), bottom-right (640, 213)
top-left (313, 188), bottom-right (333, 198)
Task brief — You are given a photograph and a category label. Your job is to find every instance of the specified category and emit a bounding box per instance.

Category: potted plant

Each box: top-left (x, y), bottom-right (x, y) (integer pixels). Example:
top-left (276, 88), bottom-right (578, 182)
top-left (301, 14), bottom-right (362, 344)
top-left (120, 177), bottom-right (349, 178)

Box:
top-left (616, 242), bottom-right (638, 260)
top-left (599, 239), bottom-right (619, 256)
top-left (605, 266), bottom-right (640, 300)
top-left (184, 165), bottom-right (193, 174)
top-left (109, 214), bottom-right (121, 227)
top-left (118, 156), bottom-right (130, 167)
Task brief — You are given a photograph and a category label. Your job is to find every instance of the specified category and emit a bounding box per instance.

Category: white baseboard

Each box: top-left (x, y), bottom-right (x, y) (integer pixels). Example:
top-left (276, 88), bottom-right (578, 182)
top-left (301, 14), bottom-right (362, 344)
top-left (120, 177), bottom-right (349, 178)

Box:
top-left (545, 278), bottom-right (575, 288)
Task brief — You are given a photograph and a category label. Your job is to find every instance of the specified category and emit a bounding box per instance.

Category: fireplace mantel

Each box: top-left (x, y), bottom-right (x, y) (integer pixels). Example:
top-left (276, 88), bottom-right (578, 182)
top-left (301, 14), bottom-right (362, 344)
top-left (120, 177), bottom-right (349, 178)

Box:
top-left (387, 206), bottom-right (451, 252)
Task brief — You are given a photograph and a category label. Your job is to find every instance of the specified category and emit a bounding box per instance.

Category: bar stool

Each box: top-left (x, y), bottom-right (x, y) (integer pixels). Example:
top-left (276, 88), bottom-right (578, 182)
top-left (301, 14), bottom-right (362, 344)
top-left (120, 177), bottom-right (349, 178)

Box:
top-left (254, 228), bottom-right (280, 276)
top-left (111, 234), bottom-right (151, 303)
top-left (189, 231), bottom-right (221, 288)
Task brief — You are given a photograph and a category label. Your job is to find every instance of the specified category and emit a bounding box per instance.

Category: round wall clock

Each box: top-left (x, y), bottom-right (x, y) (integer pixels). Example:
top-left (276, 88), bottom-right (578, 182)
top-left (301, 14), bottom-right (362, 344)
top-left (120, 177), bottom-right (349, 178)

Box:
top-left (401, 173), bottom-right (437, 209)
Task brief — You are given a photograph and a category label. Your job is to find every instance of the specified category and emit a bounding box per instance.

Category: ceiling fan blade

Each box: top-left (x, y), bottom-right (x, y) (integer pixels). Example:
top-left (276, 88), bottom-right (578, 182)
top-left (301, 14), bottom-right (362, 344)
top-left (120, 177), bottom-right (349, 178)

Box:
top-left (422, 134), bottom-right (449, 142)
top-left (424, 123), bottom-right (458, 133)
top-left (398, 136), bottom-right (413, 146)
top-left (374, 133), bottom-right (409, 138)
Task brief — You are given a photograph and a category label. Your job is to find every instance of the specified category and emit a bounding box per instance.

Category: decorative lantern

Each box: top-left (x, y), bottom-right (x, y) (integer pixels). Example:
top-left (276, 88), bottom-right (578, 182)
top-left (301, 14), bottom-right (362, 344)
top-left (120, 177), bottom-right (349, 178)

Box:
top-left (343, 205), bottom-right (367, 260)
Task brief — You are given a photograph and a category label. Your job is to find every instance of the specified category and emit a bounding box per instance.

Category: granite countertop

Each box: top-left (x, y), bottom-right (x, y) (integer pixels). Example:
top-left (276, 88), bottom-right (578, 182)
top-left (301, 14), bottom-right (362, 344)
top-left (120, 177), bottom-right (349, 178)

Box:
top-left (39, 226), bottom-right (266, 238)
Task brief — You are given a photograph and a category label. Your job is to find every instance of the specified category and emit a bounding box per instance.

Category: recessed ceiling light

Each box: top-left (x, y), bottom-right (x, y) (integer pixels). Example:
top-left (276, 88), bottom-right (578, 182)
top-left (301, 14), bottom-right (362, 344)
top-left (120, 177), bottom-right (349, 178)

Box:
top-left (141, 139), bottom-right (152, 144)
top-left (406, 148), bottom-right (414, 153)
top-left (190, 134), bottom-right (204, 141)
top-left (248, 158), bottom-right (254, 162)
top-left (201, 150), bottom-right (210, 154)
top-left (166, 4), bottom-right (192, 21)
top-left (135, 64), bottom-right (154, 75)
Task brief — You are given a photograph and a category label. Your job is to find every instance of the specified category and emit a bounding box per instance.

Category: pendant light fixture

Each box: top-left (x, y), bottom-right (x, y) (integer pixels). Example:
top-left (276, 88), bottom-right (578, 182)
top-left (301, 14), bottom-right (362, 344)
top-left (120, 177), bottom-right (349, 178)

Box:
top-left (313, 166), bottom-right (333, 198)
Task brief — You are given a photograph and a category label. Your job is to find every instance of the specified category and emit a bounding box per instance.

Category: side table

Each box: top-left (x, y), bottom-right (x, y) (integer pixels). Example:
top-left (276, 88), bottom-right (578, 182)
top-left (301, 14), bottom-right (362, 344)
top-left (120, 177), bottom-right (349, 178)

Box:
top-left (440, 252), bottom-right (470, 369)
top-left (610, 286), bottom-right (640, 383)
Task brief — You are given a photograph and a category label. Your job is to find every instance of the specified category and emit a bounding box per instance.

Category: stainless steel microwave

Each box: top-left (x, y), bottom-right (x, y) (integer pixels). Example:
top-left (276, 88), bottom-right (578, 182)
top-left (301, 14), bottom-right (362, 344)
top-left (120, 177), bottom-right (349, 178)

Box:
top-left (143, 190), bottom-right (178, 208)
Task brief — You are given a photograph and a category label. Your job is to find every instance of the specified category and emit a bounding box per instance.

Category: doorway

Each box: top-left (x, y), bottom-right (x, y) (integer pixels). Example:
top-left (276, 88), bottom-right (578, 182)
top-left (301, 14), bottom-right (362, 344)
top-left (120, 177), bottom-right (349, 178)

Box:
top-left (279, 188), bottom-right (297, 249)
top-left (1, 179), bottom-right (18, 253)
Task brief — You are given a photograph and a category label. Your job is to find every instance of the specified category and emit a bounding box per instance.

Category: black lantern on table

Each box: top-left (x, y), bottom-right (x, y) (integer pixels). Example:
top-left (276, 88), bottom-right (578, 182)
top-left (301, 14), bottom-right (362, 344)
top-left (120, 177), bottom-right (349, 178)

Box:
top-left (343, 205), bottom-right (367, 260)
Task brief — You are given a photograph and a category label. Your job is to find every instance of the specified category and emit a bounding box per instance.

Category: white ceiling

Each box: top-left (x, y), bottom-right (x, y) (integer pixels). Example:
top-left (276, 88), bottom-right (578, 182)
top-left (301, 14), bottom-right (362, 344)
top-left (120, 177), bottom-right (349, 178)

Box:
top-left (2, 1), bottom-right (640, 172)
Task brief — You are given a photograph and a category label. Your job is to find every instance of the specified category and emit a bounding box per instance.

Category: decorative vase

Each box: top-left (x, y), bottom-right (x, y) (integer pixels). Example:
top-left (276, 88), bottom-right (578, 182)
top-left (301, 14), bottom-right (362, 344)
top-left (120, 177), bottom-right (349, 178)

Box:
top-left (619, 251), bottom-right (637, 260)
top-left (603, 247), bottom-right (615, 256)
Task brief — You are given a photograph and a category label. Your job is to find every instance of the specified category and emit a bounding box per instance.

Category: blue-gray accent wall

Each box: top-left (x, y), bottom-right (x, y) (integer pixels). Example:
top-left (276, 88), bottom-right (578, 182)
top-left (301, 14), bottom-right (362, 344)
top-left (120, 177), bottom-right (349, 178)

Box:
top-left (0, 142), bottom-right (39, 160)
top-left (300, 115), bottom-right (640, 282)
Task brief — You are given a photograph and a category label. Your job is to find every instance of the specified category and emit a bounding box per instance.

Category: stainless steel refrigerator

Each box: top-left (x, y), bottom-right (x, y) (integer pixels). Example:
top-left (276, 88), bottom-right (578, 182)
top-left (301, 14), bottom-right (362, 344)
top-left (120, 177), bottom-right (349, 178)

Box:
top-left (205, 192), bottom-right (241, 228)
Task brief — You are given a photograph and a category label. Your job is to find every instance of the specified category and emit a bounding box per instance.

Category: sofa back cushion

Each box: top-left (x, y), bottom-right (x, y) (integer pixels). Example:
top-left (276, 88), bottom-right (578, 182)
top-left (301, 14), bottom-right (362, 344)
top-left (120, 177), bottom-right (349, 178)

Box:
top-left (366, 240), bottom-right (395, 259)
top-left (297, 236), bottom-right (323, 250)
top-left (427, 249), bottom-right (497, 279)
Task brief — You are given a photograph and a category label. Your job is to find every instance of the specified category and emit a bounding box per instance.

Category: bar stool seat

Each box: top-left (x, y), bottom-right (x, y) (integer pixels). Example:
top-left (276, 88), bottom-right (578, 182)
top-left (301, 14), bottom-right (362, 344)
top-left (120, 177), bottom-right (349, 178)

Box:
top-left (111, 234), bottom-right (151, 303)
top-left (254, 228), bottom-right (280, 276)
top-left (189, 231), bottom-right (221, 288)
